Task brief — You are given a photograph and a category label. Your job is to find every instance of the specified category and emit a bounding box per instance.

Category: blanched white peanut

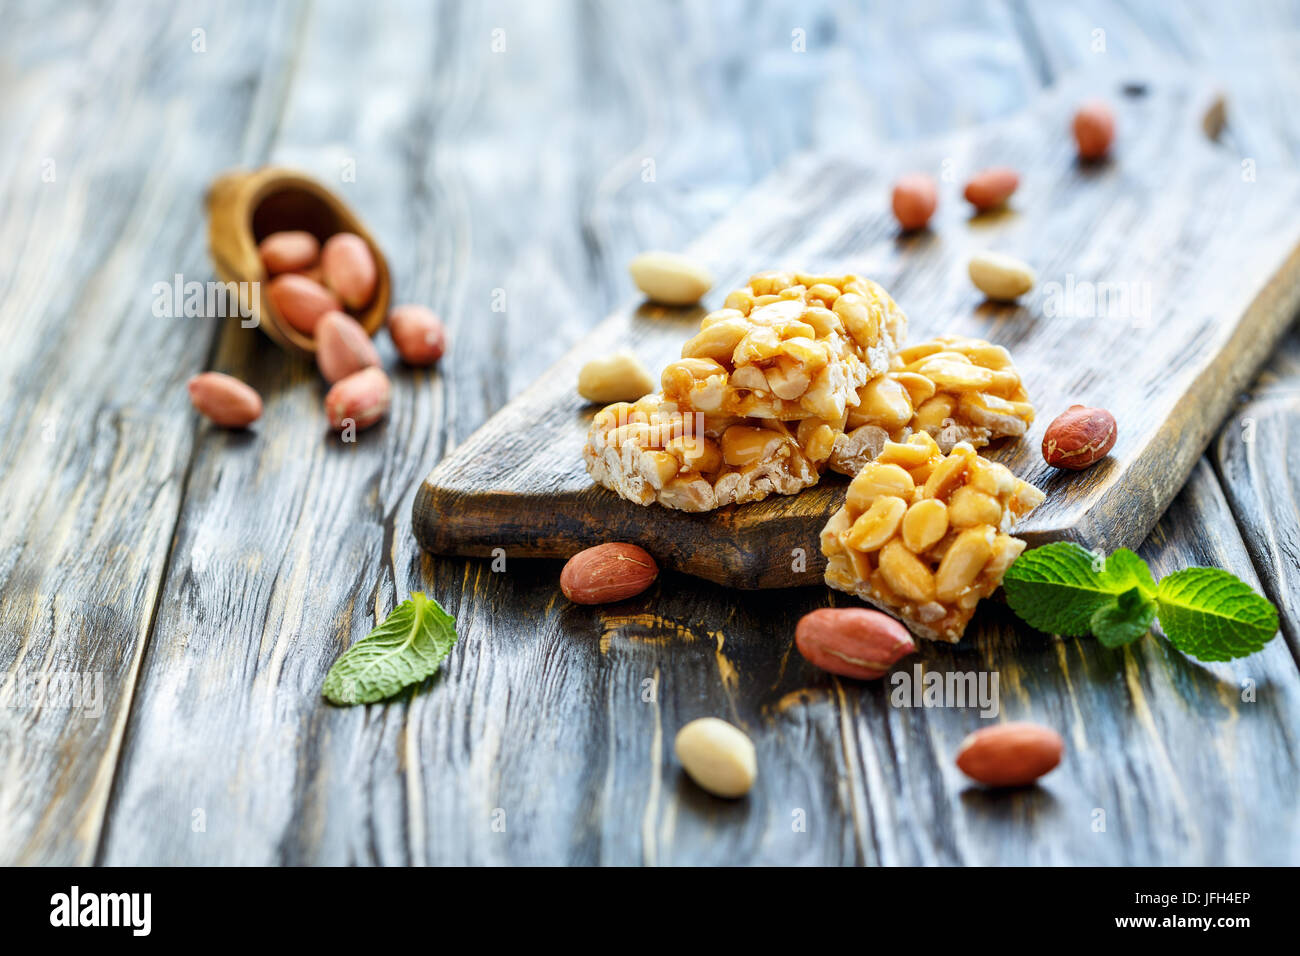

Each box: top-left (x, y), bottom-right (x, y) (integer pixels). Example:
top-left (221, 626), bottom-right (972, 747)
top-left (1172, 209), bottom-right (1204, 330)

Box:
top-left (577, 350), bottom-right (656, 404)
top-left (968, 252), bottom-right (1036, 301)
top-left (628, 251), bottom-right (713, 305)
top-left (674, 717), bottom-right (756, 798)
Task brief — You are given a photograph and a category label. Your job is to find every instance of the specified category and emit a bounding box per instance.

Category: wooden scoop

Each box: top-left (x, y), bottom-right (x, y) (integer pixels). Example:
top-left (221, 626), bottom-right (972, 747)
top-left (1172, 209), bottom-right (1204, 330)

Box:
top-left (206, 167), bottom-right (391, 355)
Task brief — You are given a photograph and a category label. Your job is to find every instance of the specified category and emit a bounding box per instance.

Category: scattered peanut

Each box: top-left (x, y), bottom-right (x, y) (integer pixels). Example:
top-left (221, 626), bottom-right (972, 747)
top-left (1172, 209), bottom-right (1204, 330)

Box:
top-left (1072, 99), bottom-right (1115, 160)
top-left (891, 173), bottom-right (938, 231)
top-left (315, 310), bottom-right (380, 384)
top-left (628, 251), bottom-right (714, 305)
top-left (968, 251), bottom-right (1035, 301)
top-left (577, 350), bottom-right (656, 404)
top-left (258, 230), bottom-right (320, 275)
top-left (187, 372), bottom-right (263, 428)
top-left (795, 607), bottom-right (916, 680)
top-left (1042, 404), bottom-right (1117, 470)
top-left (963, 166), bottom-right (1019, 211)
top-left (324, 366), bottom-right (391, 431)
top-left (560, 542), bottom-right (658, 604)
top-left (674, 717), bottom-right (757, 798)
top-left (267, 273), bottom-right (341, 335)
top-left (955, 722), bottom-right (1064, 787)
top-left (387, 304), bottom-right (447, 365)
top-left (321, 232), bottom-right (378, 310)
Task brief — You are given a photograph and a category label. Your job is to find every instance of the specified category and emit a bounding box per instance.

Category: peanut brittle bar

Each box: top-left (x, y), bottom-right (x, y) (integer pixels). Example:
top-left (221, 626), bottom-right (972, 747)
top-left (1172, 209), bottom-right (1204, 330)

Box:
top-left (828, 334), bottom-right (1034, 476)
top-left (821, 433), bottom-right (1045, 642)
top-left (660, 271), bottom-right (907, 423)
top-left (583, 393), bottom-right (836, 512)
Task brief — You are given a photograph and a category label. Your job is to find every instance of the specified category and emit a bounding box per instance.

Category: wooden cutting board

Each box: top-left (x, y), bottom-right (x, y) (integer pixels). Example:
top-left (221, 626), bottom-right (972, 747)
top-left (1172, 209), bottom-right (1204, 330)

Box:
top-left (413, 71), bottom-right (1300, 588)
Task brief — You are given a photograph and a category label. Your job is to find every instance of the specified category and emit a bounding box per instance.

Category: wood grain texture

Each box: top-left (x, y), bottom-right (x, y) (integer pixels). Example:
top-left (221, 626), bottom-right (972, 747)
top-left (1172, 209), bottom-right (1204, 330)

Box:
top-left (0, 0), bottom-right (1297, 867)
top-left (0, 0), bottom-right (304, 864)
top-left (413, 70), bottom-right (1300, 587)
top-left (1214, 332), bottom-right (1300, 662)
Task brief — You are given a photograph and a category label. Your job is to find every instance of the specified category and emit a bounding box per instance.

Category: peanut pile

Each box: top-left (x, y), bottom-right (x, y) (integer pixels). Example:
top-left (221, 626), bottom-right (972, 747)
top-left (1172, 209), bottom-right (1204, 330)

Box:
top-left (188, 229), bottom-right (448, 433)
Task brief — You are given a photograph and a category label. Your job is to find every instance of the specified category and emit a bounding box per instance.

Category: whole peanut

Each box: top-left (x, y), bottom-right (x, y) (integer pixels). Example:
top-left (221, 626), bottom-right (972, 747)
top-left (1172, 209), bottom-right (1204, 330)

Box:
top-left (795, 607), bottom-right (916, 680)
top-left (628, 252), bottom-right (713, 306)
top-left (968, 251), bottom-right (1036, 300)
top-left (674, 717), bottom-right (757, 798)
top-left (325, 366), bottom-right (391, 431)
top-left (387, 305), bottom-right (447, 365)
top-left (577, 351), bottom-right (655, 404)
top-left (267, 273), bottom-right (340, 335)
top-left (891, 173), bottom-right (937, 231)
top-left (560, 543), bottom-right (658, 604)
top-left (1072, 100), bottom-right (1115, 160)
top-left (321, 232), bottom-right (378, 310)
top-left (956, 722), bottom-right (1064, 787)
top-left (187, 372), bottom-right (263, 428)
top-left (258, 230), bottom-right (320, 275)
top-left (963, 167), bottom-right (1019, 211)
top-left (316, 311), bottom-right (380, 384)
top-left (1042, 404), bottom-right (1117, 470)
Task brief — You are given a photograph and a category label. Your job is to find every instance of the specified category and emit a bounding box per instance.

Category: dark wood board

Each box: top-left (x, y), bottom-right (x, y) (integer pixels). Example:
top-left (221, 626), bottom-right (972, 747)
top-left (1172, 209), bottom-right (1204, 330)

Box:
top-left (414, 70), bottom-right (1300, 587)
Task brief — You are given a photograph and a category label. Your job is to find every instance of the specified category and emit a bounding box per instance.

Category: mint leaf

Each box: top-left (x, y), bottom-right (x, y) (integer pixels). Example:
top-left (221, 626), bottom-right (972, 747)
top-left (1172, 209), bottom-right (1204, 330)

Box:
top-left (1098, 548), bottom-right (1157, 598)
top-left (323, 592), bottom-right (459, 705)
top-left (1091, 586), bottom-right (1157, 648)
top-left (1154, 568), bottom-right (1279, 662)
top-left (1003, 541), bottom-right (1141, 636)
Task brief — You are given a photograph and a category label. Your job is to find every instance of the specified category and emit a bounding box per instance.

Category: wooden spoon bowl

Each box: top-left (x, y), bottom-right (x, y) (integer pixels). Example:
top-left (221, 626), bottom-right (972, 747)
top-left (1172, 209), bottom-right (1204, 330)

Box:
top-left (206, 167), bottom-right (391, 355)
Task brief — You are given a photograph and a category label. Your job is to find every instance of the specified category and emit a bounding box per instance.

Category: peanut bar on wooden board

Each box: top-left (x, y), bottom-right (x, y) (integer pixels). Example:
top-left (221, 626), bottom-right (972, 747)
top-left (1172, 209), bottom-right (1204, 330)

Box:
top-left (828, 334), bottom-right (1035, 477)
top-left (660, 271), bottom-right (908, 424)
top-left (821, 433), bottom-right (1045, 642)
top-left (583, 393), bottom-right (828, 512)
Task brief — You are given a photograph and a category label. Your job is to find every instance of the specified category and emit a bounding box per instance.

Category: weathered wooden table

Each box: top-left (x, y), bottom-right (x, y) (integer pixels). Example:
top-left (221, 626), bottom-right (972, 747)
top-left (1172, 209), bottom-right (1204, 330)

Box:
top-left (2, 0), bottom-right (1298, 866)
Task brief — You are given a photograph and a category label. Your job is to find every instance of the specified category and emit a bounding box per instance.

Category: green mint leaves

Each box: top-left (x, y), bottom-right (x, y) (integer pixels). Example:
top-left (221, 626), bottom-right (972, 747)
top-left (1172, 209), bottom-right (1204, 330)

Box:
top-left (323, 592), bottom-right (459, 705)
top-left (1154, 568), bottom-right (1281, 662)
top-left (1003, 542), bottom-right (1278, 662)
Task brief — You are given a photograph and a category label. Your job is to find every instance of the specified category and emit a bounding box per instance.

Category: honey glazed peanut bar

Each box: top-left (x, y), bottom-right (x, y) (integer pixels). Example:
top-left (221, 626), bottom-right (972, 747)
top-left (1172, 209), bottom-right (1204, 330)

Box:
top-left (660, 271), bottom-right (907, 424)
top-left (583, 393), bottom-right (834, 512)
top-left (821, 432), bottom-right (1045, 642)
top-left (828, 334), bottom-right (1035, 477)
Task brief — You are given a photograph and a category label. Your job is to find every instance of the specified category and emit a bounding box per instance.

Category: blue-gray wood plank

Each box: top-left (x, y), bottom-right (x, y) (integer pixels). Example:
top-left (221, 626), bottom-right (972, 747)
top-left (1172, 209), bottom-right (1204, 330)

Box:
top-left (0, 0), bottom-right (1296, 865)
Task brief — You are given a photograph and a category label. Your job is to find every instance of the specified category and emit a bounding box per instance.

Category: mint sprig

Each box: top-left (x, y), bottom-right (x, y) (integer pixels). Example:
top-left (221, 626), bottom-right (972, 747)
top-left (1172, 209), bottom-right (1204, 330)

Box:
top-left (1003, 542), bottom-right (1278, 662)
top-left (323, 592), bottom-right (459, 705)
